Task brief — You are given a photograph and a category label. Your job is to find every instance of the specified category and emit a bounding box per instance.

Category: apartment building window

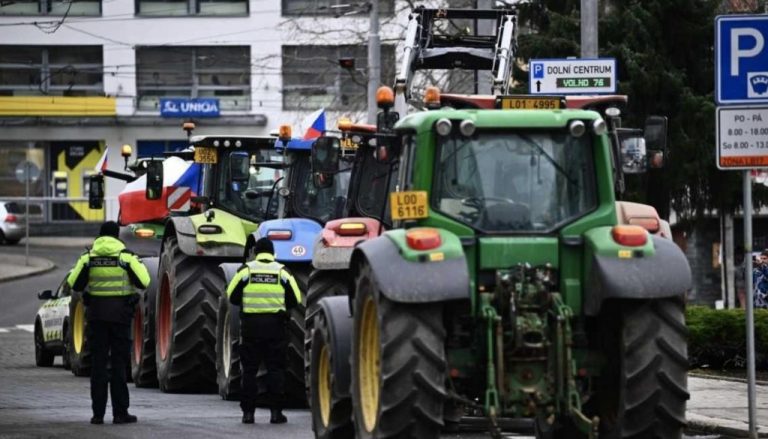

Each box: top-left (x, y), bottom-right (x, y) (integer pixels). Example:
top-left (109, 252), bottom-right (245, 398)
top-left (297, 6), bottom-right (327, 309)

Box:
top-left (0, 0), bottom-right (101, 16)
top-left (136, 46), bottom-right (251, 111)
top-left (282, 0), bottom-right (394, 16)
top-left (0, 46), bottom-right (103, 96)
top-left (282, 44), bottom-right (395, 111)
top-left (136, 0), bottom-right (247, 16)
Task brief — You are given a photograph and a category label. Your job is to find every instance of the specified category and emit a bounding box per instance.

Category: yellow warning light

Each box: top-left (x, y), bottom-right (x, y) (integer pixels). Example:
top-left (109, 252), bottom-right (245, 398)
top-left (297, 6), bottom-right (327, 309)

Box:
top-left (278, 124), bottom-right (292, 141)
top-left (338, 117), bottom-right (353, 131)
top-left (120, 144), bottom-right (133, 158)
top-left (424, 86), bottom-right (441, 108)
top-left (376, 86), bottom-right (395, 108)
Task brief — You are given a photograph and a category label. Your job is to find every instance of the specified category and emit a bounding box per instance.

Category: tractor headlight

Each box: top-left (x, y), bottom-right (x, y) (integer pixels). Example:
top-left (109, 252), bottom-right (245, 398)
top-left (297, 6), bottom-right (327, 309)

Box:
top-left (569, 120), bottom-right (586, 137)
top-left (459, 119), bottom-right (476, 137)
top-left (435, 118), bottom-right (452, 136)
top-left (592, 119), bottom-right (607, 135)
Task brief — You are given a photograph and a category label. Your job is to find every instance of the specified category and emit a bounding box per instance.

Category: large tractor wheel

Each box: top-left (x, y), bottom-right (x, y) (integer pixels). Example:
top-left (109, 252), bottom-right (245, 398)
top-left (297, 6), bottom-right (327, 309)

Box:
top-left (351, 263), bottom-right (447, 439)
top-left (68, 293), bottom-right (91, 377)
top-left (310, 299), bottom-right (353, 439)
top-left (62, 318), bottom-right (71, 370)
top-left (284, 263), bottom-right (309, 407)
top-left (155, 236), bottom-right (222, 392)
top-left (132, 257), bottom-right (158, 387)
top-left (305, 269), bottom-right (349, 397)
top-left (216, 294), bottom-right (242, 400)
top-left (595, 299), bottom-right (688, 439)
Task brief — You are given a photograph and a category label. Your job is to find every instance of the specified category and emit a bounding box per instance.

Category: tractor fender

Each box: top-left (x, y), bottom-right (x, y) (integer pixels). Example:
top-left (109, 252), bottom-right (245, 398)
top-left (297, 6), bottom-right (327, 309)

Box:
top-left (312, 217), bottom-right (383, 270)
top-left (248, 218), bottom-right (321, 263)
top-left (165, 216), bottom-right (245, 258)
top-left (349, 232), bottom-right (470, 304)
top-left (316, 296), bottom-right (353, 398)
top-left (585, 235), bottom-right (692, 316)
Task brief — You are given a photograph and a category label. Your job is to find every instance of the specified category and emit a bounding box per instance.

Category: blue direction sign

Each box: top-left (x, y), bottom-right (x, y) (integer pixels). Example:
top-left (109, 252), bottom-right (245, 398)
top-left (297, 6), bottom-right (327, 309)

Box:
top-left (160, 98), bottom-right (220, 118)
top-left (716, 15), bottom-right (768, 104)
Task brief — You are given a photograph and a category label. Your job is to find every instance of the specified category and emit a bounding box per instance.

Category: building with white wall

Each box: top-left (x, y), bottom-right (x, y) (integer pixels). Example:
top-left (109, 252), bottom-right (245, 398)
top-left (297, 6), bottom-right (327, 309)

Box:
top-left (0, 0), bottom-right (407, 221)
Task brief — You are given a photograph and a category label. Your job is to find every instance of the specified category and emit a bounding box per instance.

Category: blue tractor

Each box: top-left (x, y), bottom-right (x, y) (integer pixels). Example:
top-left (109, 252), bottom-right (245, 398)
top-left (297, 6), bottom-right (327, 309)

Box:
top-left (216, 132), bottom-right (350, 404)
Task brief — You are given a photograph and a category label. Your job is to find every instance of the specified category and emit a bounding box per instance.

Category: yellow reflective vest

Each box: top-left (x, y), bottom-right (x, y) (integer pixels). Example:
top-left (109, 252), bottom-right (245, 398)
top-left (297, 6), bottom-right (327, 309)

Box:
top-left (226, 253), bottom-right (302, 314)
top-left (67, 236), bottom-right (150, 295)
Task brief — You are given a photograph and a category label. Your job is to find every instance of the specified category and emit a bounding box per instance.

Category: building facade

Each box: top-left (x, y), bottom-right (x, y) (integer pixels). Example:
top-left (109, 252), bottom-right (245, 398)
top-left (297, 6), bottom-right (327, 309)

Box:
top-left (0, 0), bottom-right (403, 221)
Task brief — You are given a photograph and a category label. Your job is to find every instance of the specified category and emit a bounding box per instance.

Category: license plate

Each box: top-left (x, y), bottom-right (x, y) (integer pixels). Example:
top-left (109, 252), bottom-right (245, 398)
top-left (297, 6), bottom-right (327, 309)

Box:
top-left (194, 147), bottom-right (217, 164)
top-left (498, 96), bottom-right (565, 110)
top-left (390, 191), bottom-right (428, 221)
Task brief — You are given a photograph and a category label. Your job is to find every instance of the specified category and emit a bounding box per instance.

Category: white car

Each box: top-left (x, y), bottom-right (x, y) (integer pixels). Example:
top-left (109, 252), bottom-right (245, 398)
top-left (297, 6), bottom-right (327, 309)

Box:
top-left (35, 274), bottom-right (91, 376)
top-left (0, 201), bottom-right (25, 245)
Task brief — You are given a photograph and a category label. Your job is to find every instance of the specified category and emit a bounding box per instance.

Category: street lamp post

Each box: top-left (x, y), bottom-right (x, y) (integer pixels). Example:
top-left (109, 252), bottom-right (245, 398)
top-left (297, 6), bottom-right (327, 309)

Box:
top-left (367, 0), bottom-right (381, 124)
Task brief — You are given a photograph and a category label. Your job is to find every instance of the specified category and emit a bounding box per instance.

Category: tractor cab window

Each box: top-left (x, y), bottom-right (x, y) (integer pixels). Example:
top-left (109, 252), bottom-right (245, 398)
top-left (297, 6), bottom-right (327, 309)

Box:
top-left (218, 149), bottom-right (283, 221)
top-left (433, 130), bottom-right (597, 232)
top-left (356, 146), bottom-right (396, 223)
top-left (292, 155), bottom-right (350, 224)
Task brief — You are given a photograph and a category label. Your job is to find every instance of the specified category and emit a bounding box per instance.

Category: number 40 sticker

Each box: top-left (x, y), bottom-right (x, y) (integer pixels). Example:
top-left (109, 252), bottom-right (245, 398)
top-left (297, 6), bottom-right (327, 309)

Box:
top-left (390, 191), bottom-right (429, 221)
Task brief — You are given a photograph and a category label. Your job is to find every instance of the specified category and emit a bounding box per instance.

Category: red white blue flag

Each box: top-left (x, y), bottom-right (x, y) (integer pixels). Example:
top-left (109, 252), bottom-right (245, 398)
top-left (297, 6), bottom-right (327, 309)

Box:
top-left (302, 108), bottom-right (326, 140)
top-left (94, 147), bottom-right (108, 172)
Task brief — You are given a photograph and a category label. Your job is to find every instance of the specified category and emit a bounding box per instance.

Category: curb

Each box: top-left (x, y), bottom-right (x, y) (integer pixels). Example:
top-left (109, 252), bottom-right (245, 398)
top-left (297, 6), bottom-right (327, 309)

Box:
top-left (690, 372), bottom-right (768, 386)
top-left (687, 413), bottom-right (768, 438)
top-left (0, 254), bottom-right (57, 283)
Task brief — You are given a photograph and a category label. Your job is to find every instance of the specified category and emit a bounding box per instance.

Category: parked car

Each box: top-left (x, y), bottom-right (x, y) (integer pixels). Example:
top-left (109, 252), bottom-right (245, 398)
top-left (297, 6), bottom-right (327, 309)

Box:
top-left (0, 201), bottom-right (25, 245)
top-left (35, 273), bottom-right (91, 376)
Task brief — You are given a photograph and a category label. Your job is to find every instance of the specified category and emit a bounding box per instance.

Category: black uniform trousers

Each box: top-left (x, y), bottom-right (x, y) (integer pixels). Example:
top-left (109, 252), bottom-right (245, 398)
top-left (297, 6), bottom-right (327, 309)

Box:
top-left (239, 312), bottom-right (287, 414)
top-left (88, 320), bottom-right (131, 418)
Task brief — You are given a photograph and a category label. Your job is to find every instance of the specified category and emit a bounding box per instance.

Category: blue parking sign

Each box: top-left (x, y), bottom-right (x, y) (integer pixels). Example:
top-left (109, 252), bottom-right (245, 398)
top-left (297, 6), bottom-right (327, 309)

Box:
top-left (716, 15), bottom-right (768, 104)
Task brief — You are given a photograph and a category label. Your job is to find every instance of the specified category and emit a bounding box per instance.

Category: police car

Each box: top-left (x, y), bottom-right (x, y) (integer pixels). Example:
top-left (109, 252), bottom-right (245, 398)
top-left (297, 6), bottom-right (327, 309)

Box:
top-left (35, 273), bottom-right (91, 376)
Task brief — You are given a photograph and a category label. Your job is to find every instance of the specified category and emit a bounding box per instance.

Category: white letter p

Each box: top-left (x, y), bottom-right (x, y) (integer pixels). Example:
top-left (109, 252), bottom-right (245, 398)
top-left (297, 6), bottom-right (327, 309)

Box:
top-left (731, 27), bottom-right (764, 76)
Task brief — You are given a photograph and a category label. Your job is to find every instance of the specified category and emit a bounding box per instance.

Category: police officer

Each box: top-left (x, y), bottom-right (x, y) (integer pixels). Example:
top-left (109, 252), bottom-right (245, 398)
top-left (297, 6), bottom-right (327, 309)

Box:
top-left (226, 237), bottom-right (301, 424)
top-left (67, 221), bottom-right (150, 425)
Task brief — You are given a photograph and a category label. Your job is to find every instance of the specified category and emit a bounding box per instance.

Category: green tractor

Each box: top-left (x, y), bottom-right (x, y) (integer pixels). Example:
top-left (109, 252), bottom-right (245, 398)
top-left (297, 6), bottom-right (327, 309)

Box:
top-left (308, 107), bottom-right (691, 438)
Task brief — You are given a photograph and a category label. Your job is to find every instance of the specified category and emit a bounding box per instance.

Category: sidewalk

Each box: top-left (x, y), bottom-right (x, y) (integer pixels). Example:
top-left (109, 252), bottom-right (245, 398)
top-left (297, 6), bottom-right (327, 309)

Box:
top-left (22, 237), bottom-right (93, 248)
top-left (0, 253), bottom-right (56, 283)
top-left (688, 376), bottom-right (768, 437)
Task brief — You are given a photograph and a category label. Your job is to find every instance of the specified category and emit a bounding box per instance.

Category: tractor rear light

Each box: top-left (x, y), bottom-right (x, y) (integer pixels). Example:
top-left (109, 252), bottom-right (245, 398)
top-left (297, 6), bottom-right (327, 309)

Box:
top-left (198, 225), bottom-right (222, 234)
top-left (135, 228), bottom-right (155, 238)
top-left (628, 217), bottom-right (660, 233)
top-left (336, 222), bottom-right (367, 236)
top-left (4, 214), bottom-right (17, 223)
top-left (267, 230), bottom-right (292, 240)
top-left (405, 228), bottom-right (441, 251)
top-left (611, 225), bottom-right (648, 247)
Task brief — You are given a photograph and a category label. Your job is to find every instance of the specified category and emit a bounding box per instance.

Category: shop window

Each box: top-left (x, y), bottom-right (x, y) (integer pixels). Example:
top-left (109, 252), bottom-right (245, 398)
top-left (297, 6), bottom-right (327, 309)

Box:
top-left (282, 44), bottom-right (395, 111)
top-left (0, 45), bottom-right (103, 97)
top-left (282, 0), bottom-right (394, 16)
top-left (136, 0), bottom-right (248, 16)
top-left (0, 0), bottom-right (101, 16)
top-left (136, 46), bottom-right (251, 111)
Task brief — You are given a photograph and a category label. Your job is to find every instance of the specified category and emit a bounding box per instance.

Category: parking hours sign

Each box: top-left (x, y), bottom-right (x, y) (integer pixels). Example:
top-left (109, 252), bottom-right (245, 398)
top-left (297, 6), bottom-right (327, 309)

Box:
top-left (529, 58), bottom-right (616, 94)
top-left (716, 15), bottom-right (768, 104)
top-left (716, 106), bottom-right (768, 169)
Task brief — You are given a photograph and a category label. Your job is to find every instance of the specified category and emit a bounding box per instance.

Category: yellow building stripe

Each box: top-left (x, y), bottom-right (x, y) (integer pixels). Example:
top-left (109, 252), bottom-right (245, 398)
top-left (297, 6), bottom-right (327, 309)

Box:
top-left (0, 96), bottom-right (116, 116)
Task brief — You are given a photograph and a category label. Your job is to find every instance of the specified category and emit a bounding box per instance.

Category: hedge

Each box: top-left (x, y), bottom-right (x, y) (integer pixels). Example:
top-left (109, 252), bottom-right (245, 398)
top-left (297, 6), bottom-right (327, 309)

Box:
top-left (686, 305), bottom-right (768, 369)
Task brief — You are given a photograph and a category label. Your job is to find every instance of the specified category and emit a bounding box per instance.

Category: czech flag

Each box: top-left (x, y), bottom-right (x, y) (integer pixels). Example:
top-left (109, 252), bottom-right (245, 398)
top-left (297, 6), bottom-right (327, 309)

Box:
top-left (94, 147), bottom-right (108, 172)
top-left (117, 157), bottom-right (201, 224)
top-left (302, 108), bottom-right (326, 140)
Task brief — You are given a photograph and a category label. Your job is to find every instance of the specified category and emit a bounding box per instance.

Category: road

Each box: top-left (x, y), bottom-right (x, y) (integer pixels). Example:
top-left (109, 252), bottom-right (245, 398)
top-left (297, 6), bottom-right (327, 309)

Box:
top-left (0, 244), bottom-right (729, 438)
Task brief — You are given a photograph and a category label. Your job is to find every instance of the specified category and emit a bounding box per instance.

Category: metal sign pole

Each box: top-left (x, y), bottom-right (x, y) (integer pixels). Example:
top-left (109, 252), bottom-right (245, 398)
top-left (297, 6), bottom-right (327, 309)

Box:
top-left (743, 170), bottom-right (757, 438)
top-left (25, 155), bottom-right (30, 267)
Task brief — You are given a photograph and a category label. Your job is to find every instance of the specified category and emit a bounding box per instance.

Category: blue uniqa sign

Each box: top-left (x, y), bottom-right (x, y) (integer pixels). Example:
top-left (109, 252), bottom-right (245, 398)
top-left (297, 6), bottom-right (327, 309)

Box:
top-left (716, 15), bottom-right (768, 104)
top-left (160, 98), bottom-right (220, 118)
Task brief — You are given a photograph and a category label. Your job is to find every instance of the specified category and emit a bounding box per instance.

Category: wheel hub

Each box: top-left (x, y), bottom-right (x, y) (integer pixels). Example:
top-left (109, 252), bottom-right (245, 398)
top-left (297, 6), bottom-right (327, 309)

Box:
top-left (73, 300), bottom-right (85, 354)
top-left (318, 344), bottom-right (331, 427)
top-left (359, 296), bottom-right (380, 433)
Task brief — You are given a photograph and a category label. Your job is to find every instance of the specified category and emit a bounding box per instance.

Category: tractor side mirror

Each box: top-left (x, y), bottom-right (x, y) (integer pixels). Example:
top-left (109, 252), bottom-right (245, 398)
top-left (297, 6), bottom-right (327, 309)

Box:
top-left (88, 175), bottom-right (104, 209)
top-left (644, 115), bottom-right (668, 169)
top-left (375, 134), bottom-right (400, 163)
top-left (617, 128), bottom-right (647, 174)
top-left (229, 152), bottom-right (250, 182)
top-left (145, 160), bottom-right (163, 200)
top-left (38, 290), bottom-right (53, 300)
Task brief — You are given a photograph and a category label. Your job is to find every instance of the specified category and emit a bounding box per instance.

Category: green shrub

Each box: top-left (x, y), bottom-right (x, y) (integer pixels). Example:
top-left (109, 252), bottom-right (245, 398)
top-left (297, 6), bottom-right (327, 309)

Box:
top-left (686, 306), bottom-right (768, 369)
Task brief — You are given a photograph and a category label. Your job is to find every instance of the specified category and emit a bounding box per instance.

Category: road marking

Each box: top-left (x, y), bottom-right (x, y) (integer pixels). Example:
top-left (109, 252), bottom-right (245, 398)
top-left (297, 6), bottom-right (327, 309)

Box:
top-left (15, 324), bottom-right (34, 333)
top-left (0, 328), bottom-right (8, 333)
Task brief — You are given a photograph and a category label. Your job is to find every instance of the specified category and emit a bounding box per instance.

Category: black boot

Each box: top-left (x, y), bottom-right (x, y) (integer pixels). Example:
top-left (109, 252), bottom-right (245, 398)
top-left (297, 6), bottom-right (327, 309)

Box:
top-left (113, 413), bottom-right (137, 424)
top-left (270, 408), bottom-right (287, 424)
top-left (242, 412), bottom-right (255, 424)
